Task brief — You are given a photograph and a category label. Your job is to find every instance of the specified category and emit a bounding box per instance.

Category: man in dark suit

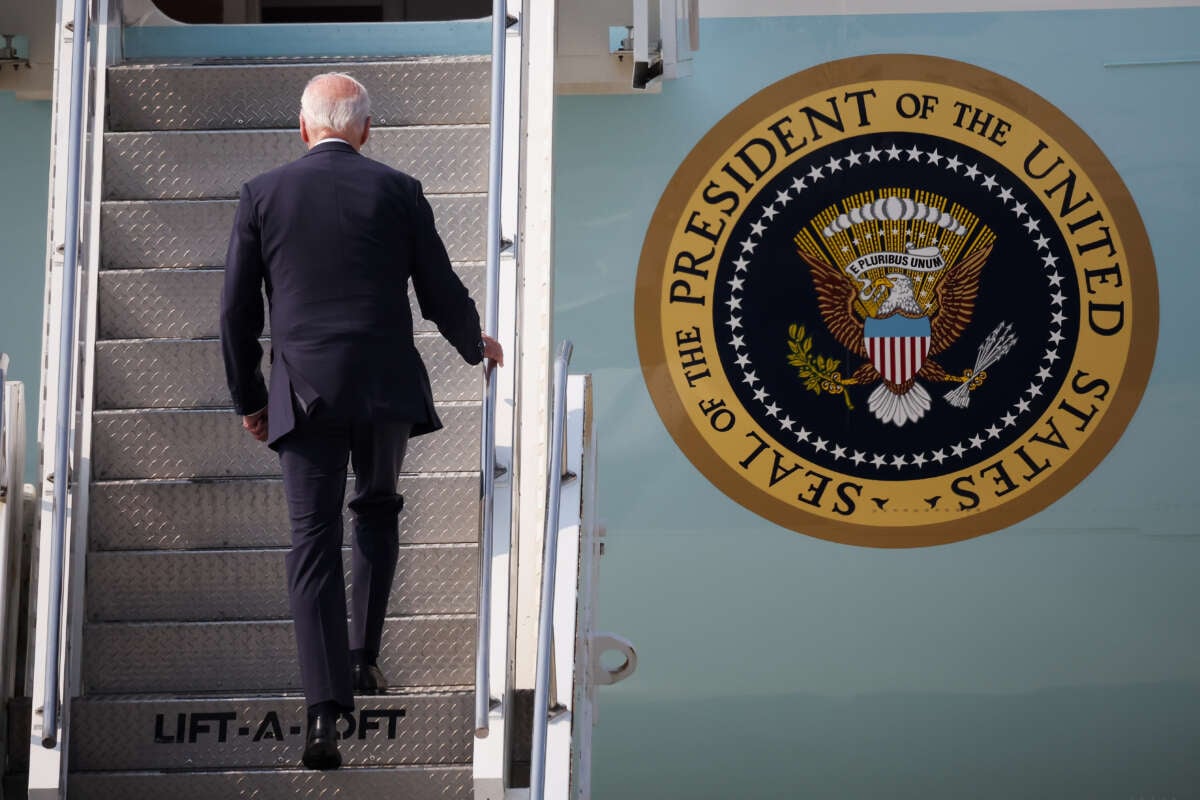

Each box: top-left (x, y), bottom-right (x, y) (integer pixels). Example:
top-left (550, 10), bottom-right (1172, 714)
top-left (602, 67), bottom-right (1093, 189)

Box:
top-left (220, 72), bottom-right (502, 770)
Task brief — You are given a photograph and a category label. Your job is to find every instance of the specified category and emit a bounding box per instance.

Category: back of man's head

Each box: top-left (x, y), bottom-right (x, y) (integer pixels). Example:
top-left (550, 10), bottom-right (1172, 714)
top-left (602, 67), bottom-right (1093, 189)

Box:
top-left (300, 72), bottom-right (371, 143)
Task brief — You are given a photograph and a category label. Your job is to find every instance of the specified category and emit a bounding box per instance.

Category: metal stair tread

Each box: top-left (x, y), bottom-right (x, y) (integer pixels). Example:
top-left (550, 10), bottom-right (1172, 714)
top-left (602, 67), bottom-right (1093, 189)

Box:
top-left (91, 406), bottom-right (480, 479)
top-left (102, 193), bottom-right (487, 200)
top-left (88, 541), bottom-right (476, 555)
top-left (95, 330), bottom-right (457, 344)
top-left (82, 618), bottom-right (475, 693)
top-left (103, 193), bottom-right (484, 204)
top-left (94, 400), bottom-right (480, 413)
top-left (90, 471), bottom-right (480, 485)
top-left (97, 266), bottom-right (482, 275)
top-left (74, 686), bottom-right (473, 700)
top-left (97, 264), bottom-right (486, 339)
top-left (101, 195), bottom-right (486, 267)
top-left (105, 123), bottom-right (488, 134)
top-left (87, 472), bottom-right (482, 549)
top-left (86, 549), bottom-right (477, 621)
top-left (106, 58), bottom-right (491, 131)
top-left (93, 336), bottom-right (483, 409)
top-left (103, 126), bottom-right (489, 199)
top-left (86, 612), bottom-right (476, 626)
top-left (67, 766), bottom-right (473, 800)
top-left (111, 55), bottom-right (490, 69)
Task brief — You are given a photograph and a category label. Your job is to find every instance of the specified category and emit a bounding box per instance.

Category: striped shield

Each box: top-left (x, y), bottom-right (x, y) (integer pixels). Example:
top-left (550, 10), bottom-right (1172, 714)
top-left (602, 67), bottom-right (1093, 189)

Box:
top-left (863, 315), bottom-right (932, 385)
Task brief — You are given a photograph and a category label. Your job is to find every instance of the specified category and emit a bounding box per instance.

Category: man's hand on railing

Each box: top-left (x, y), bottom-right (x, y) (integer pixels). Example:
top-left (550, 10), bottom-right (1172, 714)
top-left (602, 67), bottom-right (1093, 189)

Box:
top-left (243, 407), bottom-right (268, 442)
top-left (482, 332), bottom-right (504, 378)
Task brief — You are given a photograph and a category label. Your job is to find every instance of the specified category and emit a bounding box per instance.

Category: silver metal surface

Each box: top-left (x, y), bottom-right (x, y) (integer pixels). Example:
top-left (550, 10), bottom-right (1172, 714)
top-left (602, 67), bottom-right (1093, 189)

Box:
top-left (91, 404), bottom-right (480, 480)
top-left (94, 335), bottom-right (482, 409)
top-left (107, 58), bottom-right (490, 131)
top-left (104, 126), bottom-right (488, 200)
top-left (82, 616), bottom-right (475, 694)
top-left (97, 264), bottom-right (485, 339)
top-left (532, 340), bottom-right (575, 800)
top-left (69, 766), bottom-right (472, 799)
top-left (476, 0), bottom-right (508, 739)
top-left (69, 692), bottom-right (473, 770)
top-left (87, 545), bottom-right (478, 621)
top-left (101, 195), bottom-right (486, 268)
top-left (89, 473), bottom-right (480, 550)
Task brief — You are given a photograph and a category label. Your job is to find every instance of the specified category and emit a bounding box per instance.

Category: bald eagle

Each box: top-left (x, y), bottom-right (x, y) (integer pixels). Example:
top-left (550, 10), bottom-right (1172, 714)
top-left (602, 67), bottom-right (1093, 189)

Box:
top-left (797, 244), bottom-right (993, 426)
top-left (875, 273), bottom-right (923, 317)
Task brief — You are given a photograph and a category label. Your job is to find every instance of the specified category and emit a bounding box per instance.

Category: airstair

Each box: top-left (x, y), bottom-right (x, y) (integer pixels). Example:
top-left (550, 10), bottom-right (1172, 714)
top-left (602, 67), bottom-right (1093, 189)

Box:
top-left (68, 55), bottom-right (490, 797)
top-left (14, 2), bottom-right (632, 798)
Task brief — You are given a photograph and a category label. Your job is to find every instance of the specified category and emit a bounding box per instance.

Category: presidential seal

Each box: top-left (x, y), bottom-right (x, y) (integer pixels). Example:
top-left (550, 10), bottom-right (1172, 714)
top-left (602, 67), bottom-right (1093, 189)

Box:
top-left (635, 55), bottom-right (1158, 547)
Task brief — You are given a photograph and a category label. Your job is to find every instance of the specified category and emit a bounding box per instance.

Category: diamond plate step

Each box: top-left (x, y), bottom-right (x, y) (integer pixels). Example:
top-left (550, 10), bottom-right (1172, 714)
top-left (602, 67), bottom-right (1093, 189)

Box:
top-left (87, 545), bottom-right (477, 622)
top-left (94, 335), bottom-right (482, 410)
top-left (98, 264), bottom-right (485, 339)
top-left (107, 57), bottom-right (490, 131)
top-left (69, 692), bottom-right (472, 771)
top-left (89, 473), bottom-right (480, 550)
top-left (69, 766), bottom-right (472, 800)
top-left (91, 405), bottom-right (479, 480)
top-left (82, 617), bottom-right (474, 694)
top-left (101, 195), bottom-right (485, 268)
top-left (104, 126), bottom-right (488, 200)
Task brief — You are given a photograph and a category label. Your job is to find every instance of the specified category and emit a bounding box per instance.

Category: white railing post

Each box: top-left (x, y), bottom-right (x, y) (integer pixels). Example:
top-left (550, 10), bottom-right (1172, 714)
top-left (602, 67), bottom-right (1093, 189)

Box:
top-left (476, 0), bottom-right (509, 740)
top-left (530, 341), bottom-right (573, 800)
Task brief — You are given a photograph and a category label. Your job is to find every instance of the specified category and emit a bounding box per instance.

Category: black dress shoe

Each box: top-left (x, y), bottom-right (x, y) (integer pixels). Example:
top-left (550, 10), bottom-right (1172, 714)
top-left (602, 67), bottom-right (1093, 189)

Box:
top-left (302, 707), bottom-right (342, 770)
top-left (353, 662), bottom-right (388, 694)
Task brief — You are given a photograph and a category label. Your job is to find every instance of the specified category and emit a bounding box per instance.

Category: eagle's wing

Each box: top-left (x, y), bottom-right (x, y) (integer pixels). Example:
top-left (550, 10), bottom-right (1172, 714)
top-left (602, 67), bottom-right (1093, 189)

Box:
top-left (929, 243), bottom-right (993, 355)
top-left (798, 249), bottom-right (866, 357)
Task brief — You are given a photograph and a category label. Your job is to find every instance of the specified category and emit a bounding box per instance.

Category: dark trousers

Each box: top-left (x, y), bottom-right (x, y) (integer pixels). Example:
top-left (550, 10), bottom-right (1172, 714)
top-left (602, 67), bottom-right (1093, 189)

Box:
top-left (277, 413), bottom-right (412, 711)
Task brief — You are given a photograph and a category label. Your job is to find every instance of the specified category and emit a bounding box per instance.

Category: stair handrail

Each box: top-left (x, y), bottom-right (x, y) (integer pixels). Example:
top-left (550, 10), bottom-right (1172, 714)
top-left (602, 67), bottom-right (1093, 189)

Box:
top-left (530, 340), bottom-right (574, 800)
top-left (475, 0), bottom-right (508, 738)
top-left (42, 0), bottom-right (92, 749)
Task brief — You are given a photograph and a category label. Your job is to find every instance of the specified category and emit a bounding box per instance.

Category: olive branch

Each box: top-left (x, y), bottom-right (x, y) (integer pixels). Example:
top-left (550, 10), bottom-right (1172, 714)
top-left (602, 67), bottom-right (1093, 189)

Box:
top-left (786, 324), bottom-right (855, 410)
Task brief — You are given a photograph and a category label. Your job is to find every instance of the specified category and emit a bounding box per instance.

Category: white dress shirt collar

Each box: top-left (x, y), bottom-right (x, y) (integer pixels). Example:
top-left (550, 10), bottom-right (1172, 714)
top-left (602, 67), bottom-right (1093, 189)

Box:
top-left (312, 136), bottom-right (353, 148)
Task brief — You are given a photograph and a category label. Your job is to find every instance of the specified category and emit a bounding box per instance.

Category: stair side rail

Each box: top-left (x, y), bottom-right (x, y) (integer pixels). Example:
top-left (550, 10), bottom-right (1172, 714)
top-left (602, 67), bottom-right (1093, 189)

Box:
top-left (476, 0), bottom-right (511, 738)
top-left (38, 0), bottom-right (94, 752)
top-left (30, 2), bottom-right (117, 786)
top-left (530, 340), bottom-right (574, 799)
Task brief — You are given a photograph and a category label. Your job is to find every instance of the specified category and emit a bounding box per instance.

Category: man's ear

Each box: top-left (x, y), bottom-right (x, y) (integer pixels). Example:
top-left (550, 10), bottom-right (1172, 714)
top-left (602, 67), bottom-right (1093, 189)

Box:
top-left (300, 114), bottom-right (311, 146)
top-left (359, 117), bottom-right (371, 147)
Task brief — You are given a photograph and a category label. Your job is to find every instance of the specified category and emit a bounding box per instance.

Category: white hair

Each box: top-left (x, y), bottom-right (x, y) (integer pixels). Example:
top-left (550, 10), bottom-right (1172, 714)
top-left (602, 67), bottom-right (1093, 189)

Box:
top-left (300, 72), bottom-right (370, 135)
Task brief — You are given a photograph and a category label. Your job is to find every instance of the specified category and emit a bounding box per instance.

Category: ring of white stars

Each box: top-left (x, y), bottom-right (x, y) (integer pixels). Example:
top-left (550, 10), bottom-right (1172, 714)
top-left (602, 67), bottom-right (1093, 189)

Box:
top-left (724, 142), bottom-right (1072, 473)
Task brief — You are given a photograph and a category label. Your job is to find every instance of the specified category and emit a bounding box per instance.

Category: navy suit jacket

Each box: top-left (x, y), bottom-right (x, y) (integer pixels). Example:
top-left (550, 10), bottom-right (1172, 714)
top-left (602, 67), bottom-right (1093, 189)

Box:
top-left (220, 140), bottom-right (483, 448)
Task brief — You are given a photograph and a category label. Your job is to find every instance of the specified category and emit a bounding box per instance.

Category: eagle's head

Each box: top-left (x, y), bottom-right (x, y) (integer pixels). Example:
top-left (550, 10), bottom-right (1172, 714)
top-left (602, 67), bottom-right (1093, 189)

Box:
top-left (875, 273), bottom-right (923, 317)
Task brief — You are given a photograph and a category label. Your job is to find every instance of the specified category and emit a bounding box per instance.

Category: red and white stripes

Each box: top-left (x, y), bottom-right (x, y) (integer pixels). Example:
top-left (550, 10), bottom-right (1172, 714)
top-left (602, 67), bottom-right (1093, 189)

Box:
top-left (865, 336), bottom-right (930, 385)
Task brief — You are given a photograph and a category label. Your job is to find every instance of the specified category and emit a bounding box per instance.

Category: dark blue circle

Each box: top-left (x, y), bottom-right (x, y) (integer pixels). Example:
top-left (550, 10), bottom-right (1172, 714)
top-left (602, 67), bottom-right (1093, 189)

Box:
top-left (711, 133), bottom-right (1079, 481)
